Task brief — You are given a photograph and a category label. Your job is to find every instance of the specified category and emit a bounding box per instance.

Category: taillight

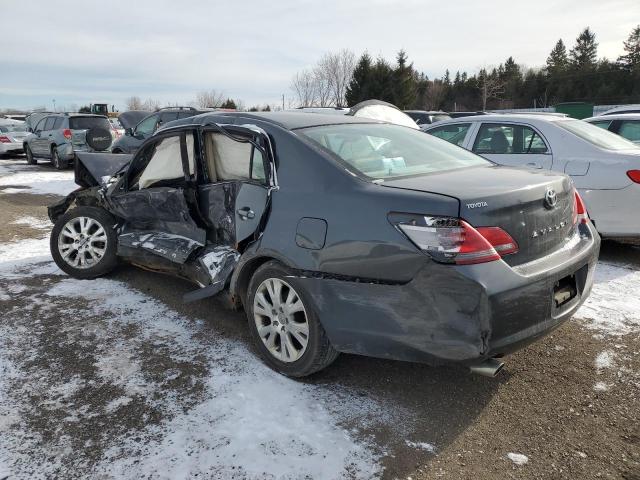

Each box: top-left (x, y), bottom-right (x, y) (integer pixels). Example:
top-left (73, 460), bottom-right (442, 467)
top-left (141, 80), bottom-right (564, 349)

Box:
top-left (627, 170), bottom-right (640, 183)
top-left (0, 136), bottom-right (11, 143)
top-left (573, 190), bottom-right (589, 225)
top-left (63, 129), bottom-right (72, 140)
top-left (392, 214), bottom-right (518, 265)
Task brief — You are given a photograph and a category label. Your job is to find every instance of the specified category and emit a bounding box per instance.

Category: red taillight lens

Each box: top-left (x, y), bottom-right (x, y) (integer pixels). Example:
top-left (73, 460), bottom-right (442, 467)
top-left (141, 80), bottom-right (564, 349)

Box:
top-left (573, 190), bottom-right (589, 224)
top-left (394, 215), bottom-right (517, 266)
top-left (475, 226), bottom-right (519, 255)
top-left (63, 129), bottom-right (72, 139)
top-left (0, 136), bottom-right (11, 143)
top-left (627, 170), bottom-right (640, 183)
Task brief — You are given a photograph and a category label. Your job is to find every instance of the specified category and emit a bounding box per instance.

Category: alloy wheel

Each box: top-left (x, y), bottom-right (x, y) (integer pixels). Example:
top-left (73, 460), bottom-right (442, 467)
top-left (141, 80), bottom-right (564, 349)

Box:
top-left (57, 216), bottom-right (108, 269)
top-left (253, 278), bottom-right (309, 363)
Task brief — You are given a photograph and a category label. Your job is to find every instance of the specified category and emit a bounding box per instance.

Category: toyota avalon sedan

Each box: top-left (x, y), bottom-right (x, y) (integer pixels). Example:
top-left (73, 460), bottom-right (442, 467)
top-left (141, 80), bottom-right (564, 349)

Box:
top-left (47, 111), bottom-right (600, 378)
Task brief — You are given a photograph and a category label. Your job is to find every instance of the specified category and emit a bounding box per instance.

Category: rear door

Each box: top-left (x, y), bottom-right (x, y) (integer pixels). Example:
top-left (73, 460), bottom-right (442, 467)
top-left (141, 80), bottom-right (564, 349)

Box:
top-left (197, 125), bottom-right (275, 248)
top-left (32, 117), bottom-right (53, 155)
top-left (472, 122), bottom-right (553, 170)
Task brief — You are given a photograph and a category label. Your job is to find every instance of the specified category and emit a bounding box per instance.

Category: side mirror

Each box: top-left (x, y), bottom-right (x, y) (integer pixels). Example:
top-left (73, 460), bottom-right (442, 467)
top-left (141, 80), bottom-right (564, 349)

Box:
top-left (125, 127), bottom-right (134, 136)
top-left (27, 127), bottom-right (33, 133)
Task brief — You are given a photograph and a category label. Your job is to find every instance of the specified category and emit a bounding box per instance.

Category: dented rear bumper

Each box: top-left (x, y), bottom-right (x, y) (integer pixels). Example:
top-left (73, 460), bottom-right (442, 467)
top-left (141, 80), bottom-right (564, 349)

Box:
top-left (295, 223), bottom-right (600, 366)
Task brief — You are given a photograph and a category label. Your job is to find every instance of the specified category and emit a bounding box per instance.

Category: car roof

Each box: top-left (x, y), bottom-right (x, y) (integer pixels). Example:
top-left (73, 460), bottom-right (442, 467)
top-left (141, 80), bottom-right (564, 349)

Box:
top-left (404, 110), bottom-right (448, 114)
top-left (179, 111), bottom-right (380, 130)
top-left (585, 113), bottom-right (640, 121)
top-left (424, 113), bottom-right (569, 127)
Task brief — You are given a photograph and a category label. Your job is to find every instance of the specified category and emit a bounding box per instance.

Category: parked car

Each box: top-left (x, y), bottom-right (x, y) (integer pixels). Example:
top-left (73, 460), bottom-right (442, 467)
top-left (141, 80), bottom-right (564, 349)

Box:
top-left (584, 113), bottom-right (640, 145)
top-left (109, 118), bottom-right (125, 139)
top-left (599, 104), bottom-right (640, 116)
top-left (110, 107), bottom-right (205, 154)
top-left (47, 111), bottom-right (599, 378)
top-left (404, 110), bottom-right (451, 125)
top-left (0, 120), bottom-right (28, 156)
top-left (23, 113), bottom-right (112, 169)
top-left (423, 114), bottom-right (640, 239)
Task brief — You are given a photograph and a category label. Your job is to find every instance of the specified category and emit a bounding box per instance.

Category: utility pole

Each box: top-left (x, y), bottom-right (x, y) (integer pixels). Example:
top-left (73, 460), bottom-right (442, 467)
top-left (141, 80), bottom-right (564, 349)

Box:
top-left (282, 94), bottom-right (285, 111)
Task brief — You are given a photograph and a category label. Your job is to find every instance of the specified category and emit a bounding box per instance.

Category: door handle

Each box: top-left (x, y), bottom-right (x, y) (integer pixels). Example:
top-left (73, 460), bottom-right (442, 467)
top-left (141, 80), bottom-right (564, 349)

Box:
top-left (237, 207), bottom-right (255, 220)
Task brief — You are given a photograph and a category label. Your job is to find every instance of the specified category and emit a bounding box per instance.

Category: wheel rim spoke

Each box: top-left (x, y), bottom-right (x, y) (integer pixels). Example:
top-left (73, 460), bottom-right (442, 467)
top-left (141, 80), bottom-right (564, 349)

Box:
top-left (253, 277), bottom-right (309, 364)
top-left (57, 216), bottom-right (108, 270)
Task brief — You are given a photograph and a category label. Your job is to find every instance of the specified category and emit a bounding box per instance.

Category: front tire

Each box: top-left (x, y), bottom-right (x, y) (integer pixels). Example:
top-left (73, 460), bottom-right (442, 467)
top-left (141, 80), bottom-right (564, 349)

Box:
top-left (246, 261), bottom-right (339, 377)
top-left (25, 145), bottom-right (36, 165)
top-left (50, 206), bottom-right (118, 279)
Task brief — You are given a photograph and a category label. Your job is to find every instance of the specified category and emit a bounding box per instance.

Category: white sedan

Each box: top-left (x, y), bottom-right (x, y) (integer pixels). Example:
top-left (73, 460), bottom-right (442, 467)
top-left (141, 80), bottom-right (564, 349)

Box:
top-left (0, 120), bottom-right (29, 156)
top-left (423, 114), bottom-right (640, 239)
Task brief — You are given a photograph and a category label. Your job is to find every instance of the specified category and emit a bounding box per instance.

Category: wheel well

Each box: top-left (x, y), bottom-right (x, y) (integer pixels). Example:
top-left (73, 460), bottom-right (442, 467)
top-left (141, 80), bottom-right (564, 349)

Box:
top-left (232, 256), bottom-right (277, 308)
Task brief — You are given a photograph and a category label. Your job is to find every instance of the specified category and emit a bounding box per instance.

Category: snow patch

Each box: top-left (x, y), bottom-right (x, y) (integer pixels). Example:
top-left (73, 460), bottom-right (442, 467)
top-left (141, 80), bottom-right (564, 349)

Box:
top-left (595, 351), bottom-right (615, 370)
top-left (0, 163), bottom-right (76, 196)
top-left (507, 452), bottom-right (529, 465)
top-left (11, 216), bottom-right (51, 230)
top-left (593, 382), bottom-right (610, 392)
top-left (405, 440), bottom-right (436, 453)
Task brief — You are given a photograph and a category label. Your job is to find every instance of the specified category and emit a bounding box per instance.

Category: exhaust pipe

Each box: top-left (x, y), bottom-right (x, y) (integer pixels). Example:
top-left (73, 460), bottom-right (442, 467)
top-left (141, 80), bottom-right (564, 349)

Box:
top-left (469, 358), bottom-right (505, 377)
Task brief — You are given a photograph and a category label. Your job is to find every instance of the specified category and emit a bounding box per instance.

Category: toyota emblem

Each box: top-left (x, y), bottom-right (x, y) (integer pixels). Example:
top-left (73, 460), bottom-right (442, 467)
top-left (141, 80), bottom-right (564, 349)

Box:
top-left (544, 188), bottom-right (558, 209)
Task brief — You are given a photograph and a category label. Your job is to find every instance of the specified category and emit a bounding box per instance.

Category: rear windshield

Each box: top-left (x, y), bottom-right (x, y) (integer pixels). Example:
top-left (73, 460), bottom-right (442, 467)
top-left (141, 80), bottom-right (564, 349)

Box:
top-left (300, 123), bottom-right (490, 180)
top-left (557, 119), bottom-right (638, 151)
top-left (69, 117), bottom-right (110, 130)
top-left (0, 124), bottom-right (27, 132)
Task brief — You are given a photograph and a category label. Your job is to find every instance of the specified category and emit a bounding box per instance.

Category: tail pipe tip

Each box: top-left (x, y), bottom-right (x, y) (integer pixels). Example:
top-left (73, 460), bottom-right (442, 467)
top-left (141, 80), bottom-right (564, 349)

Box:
top-left (469, 358), bottom-right (505, 378)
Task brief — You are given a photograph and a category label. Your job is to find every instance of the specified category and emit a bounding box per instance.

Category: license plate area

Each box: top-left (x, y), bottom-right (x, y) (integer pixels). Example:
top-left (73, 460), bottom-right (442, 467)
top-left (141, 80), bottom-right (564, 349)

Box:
top-left (553, 274), bottom-right (577, 308)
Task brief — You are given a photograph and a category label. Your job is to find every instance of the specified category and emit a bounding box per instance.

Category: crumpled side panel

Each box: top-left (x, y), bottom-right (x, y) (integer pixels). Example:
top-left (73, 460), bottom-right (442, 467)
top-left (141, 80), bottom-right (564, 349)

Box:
top-left (197, 245), bottom-right (240, 289)
top-left (197, 182), bottom-right (238, 245)
top-left (108, 187), bottom-right (206, 243)
top-left (118, 231), bottom-right (204, 264)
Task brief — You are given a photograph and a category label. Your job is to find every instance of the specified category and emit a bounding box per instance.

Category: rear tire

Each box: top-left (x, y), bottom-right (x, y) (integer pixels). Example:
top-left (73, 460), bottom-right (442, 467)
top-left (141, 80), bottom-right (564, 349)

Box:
top-left (50, 206), bottom-right (118, 279)
top-left (246, 260), bottom-right (339, 377)
top-left (52, 147), bottom-right (68, 170)
top-left (25, 145), bottom-right (36, 165)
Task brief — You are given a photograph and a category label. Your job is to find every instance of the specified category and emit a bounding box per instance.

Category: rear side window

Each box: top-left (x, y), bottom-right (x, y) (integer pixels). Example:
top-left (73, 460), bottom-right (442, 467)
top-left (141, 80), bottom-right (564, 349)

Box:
top-left (473, 123), bottom-right (548, 154)
top-left (53, 117), bottom-right (64, 129)
top-left (203, 132), bottom-right (266, 183)
top-left (178, 111), bottom-right (198, 119)
top-left (44, 117), bottom-right (57, 130)
top-left (69, 117), bottom-right (110, 130)
top-left (619, 121), bottom-right (640, 143)
top-left (428, 123), bottom-right (470, 146)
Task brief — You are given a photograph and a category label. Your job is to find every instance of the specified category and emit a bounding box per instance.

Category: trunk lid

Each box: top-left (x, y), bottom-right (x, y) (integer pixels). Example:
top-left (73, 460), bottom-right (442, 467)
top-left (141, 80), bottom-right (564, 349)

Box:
top-left (382, 165), bottom-right (575, 265)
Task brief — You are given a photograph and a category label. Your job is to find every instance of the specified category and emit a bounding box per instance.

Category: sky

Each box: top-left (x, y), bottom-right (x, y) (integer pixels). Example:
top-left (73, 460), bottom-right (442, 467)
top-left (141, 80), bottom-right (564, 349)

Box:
top-left (2, 0), bottom-right (638, 112)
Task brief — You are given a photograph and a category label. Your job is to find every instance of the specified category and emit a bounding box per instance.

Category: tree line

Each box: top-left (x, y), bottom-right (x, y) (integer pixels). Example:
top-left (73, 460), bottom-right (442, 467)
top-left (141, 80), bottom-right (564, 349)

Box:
top-left (292, 25), bottom-right (640, 111)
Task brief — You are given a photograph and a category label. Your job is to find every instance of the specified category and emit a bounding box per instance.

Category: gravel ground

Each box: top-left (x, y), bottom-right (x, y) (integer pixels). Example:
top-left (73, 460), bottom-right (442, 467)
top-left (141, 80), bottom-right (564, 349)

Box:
top-left (0, 157), bottom-right (638, 479)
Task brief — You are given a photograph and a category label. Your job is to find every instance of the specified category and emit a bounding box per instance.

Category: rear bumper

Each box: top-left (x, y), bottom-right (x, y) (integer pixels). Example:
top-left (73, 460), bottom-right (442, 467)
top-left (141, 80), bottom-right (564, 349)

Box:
top-left (0, 143), bottom-right (24, 154)
top-left (297, 222), bottom-right (600, 365)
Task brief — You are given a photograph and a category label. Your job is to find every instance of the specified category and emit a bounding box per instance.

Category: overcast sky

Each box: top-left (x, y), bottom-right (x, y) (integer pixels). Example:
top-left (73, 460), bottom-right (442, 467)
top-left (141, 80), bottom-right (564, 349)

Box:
top-left (2, 0), bottom-right (638, 111)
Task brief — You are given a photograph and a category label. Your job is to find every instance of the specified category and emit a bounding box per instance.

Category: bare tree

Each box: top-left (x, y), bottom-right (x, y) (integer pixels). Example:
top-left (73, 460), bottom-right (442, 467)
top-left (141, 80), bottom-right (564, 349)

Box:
top-left (290, 69), bottom-right (318, 107)
top-left (316, 49), bottom-right (356, 107)
top-left (125, 96), bottom-right (143, 110)
top-left (478, 68), bottom-right (505, 110)
top-left (424, 80), bottom-right (447, 110)
top-left (195, 89), bottom-right (225, 108)
top-left (142, 98), bottom-right (161, 111)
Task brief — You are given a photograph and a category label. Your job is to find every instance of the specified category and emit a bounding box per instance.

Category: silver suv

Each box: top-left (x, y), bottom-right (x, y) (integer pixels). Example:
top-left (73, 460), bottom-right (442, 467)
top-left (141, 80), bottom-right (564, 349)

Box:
top-left (23, 113), bottom-right (112, 169)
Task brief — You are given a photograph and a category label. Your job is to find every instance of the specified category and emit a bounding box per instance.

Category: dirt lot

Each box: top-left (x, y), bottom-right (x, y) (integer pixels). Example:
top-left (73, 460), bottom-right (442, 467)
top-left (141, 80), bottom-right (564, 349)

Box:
top-left (0, 158), bottom-right (638, 479)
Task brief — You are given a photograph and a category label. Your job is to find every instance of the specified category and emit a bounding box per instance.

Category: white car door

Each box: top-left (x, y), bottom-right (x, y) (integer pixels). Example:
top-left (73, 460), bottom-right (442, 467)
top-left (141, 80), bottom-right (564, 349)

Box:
top-left (471, 122), bottom-right (553, 169)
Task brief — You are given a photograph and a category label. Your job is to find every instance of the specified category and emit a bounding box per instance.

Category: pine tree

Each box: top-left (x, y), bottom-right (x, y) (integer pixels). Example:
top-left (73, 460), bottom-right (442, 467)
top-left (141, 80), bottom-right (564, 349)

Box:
top-left (570, 27), bottom-right (598, 69)
top-left (392, 50), bottom-right (417, 109)
top-left (618, 25), bottom-right (640, 70)
top-left (546, 39), bottom-right (569, 73)
top-left (345, 53), bottom-right (373, 106)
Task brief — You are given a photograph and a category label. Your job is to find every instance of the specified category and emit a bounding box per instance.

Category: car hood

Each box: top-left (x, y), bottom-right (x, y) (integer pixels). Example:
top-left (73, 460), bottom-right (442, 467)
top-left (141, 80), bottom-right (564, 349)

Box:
top-left (118, 111), bottom-right (149, 130)
top-left (75, 152), bottom-right (133, 188)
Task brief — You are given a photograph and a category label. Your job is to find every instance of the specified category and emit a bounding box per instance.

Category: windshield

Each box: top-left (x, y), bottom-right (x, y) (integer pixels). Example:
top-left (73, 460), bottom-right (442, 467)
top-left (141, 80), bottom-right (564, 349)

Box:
top-left (557, 119), bottom-right (638, 150)
top-left (0, 124), bottom-right (27, 133)
top-left (69, 117), bottom-right (110, 130)
top-left (300, 123), bottom-right (490, 180)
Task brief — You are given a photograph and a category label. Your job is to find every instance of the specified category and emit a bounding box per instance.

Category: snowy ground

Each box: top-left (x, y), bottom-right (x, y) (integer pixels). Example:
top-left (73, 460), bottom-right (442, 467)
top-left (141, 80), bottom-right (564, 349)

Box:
top-left (0, 160), bottom-right (639, 479)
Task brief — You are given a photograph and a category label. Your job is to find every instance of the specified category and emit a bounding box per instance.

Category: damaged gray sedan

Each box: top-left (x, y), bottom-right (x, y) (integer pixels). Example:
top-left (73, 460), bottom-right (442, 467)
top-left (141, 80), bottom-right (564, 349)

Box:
top-left (48, 111), bottom-right (600, 377)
